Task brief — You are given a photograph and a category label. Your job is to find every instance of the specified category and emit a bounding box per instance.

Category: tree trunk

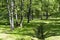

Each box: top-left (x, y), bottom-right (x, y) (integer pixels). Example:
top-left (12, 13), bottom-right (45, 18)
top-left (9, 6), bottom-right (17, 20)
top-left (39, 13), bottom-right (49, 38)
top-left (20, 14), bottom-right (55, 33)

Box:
top-left (20, 13), bottom-right (23, 27)
top-left (10, 0), bottom-right (14, 30)
top-left (14, 1), bottom-right (18, 26)
top-left (15, 10), bottom-right (18, 26)
top-left (27, 0), bottom-right (32, 23)
top-left (27, 11), bottom-right (30, 23)
top-left (7, 0), bottom-right (12, 30)
top-left (20, 0), bottom-right (24, 27)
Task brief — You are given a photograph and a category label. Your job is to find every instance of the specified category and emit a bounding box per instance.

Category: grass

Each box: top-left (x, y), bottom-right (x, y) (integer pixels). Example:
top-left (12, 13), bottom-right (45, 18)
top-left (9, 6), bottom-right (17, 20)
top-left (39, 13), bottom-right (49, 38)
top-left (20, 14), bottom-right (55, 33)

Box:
top-left (0, 33), bottom-right (32, 40)
top-left (0, 25), bottom-right (36, 40)
top-left (0, 18), bottom-right (60, 40)
top-left (46, 36), bottom-right (60, 40)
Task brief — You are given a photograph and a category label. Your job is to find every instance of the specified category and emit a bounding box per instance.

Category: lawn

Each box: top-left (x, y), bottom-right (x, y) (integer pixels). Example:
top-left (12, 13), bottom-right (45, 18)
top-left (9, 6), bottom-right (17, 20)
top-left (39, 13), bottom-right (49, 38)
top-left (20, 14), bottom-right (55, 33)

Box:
top-left (0, 19), bottom-right (60, 40)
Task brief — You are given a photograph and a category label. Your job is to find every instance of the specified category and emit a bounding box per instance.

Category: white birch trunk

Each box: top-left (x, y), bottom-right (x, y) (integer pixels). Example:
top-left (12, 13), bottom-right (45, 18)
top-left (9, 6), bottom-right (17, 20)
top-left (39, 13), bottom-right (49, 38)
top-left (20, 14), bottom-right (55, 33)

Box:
top-left (7, 0), bottom-right (12, 30)
top-left (10, 0), bottom-right (14, 30)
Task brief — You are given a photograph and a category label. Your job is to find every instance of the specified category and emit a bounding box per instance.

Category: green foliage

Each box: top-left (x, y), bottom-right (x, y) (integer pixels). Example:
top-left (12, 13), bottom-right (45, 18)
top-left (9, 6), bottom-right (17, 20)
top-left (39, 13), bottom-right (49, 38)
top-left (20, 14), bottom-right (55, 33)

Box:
top-left (0, 0), bottom-right (60, 40)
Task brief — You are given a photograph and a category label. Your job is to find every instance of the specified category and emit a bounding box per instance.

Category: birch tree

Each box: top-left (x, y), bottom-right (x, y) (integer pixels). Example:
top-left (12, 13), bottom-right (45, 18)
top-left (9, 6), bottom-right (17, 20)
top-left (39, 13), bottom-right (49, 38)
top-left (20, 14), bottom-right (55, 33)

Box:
top-left (7, 0), bottom-right (12, 30)
top-left (10, 0), bottom-right (14, 30)
top-left (20, 0), bottom-right (24, 27)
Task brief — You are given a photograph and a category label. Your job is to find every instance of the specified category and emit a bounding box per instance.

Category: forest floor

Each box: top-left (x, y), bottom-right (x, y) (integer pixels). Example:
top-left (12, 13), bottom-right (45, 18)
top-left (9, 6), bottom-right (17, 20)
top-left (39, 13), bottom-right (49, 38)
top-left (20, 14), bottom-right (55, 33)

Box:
top-left (0, 18), bottom-right (60, 40)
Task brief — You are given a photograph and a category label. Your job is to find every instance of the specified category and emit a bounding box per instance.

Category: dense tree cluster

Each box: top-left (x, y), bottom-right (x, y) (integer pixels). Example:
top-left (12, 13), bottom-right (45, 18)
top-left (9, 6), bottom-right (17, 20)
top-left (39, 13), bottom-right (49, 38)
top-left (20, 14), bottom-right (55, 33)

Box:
top-left (0, 0), bottom-right (60, 40)
top-left (0, 0), bottom-right (59, 30)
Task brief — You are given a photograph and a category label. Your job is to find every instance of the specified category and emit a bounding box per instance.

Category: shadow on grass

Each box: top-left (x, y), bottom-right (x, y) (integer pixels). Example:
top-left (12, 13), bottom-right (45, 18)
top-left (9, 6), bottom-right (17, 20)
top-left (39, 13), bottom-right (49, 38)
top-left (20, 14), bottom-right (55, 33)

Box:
top-left (1, 20), bottom-right (60, 40)
top-left (43, 23), bottom-right (60, 38)
top-left (22, 22), bottom-right (60, 40)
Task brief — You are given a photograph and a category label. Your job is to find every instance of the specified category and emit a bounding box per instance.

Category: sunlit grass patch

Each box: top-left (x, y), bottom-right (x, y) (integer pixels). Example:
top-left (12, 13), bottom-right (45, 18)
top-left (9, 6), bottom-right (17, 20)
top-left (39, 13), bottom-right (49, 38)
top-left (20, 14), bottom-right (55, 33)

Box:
top-left (0, 33), bottom-right (34, 40)
top-left (46, 36), bottom-right (60, 40)
top-left (0, 33), bottom-right (16, 40)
